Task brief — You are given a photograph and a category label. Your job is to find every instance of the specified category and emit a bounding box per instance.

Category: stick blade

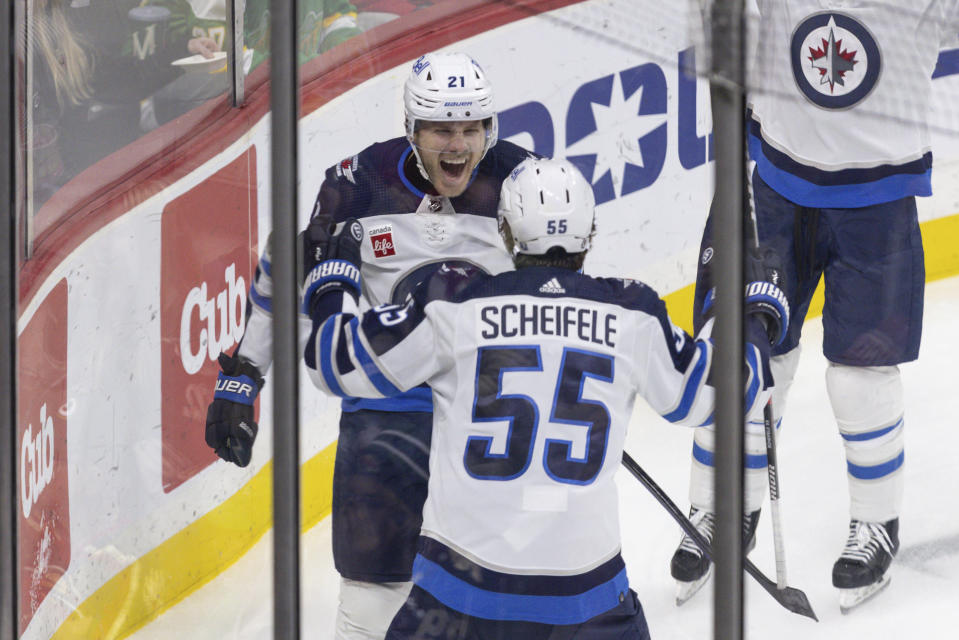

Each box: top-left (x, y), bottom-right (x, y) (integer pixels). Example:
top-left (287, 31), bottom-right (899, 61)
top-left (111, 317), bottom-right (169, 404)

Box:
top-left (776, 586), bottom-right (819, 621)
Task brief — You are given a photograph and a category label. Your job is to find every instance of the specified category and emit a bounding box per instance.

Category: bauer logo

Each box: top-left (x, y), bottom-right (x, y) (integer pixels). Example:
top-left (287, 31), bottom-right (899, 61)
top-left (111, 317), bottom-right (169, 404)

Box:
top-left (791, 12), bottom-right (881, 109)
top-left (160, 149), bottom-right (258, 492)
top-left (18, 279), bottom-right (70, 630)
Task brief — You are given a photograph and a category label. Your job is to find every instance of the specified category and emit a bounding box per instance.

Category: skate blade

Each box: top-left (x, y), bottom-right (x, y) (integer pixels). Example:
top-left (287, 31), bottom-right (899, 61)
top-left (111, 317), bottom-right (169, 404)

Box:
top-left (838, 574), bottom-right (891, 614)
top-left (675, 566), bottom-right (713, 606)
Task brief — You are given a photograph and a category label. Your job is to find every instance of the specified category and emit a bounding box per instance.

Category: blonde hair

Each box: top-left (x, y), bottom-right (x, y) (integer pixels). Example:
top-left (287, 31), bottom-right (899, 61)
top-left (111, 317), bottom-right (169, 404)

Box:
top-left (30, 0), bottom-right (94, 108)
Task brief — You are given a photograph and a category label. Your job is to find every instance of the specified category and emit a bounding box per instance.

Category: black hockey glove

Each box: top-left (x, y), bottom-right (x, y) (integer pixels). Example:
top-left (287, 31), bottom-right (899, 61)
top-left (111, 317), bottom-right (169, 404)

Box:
top-left (301, 217), bottom-right (364, 315)
top-left (697, 246), bottom-right (789, 347)
top-left (205, 351), bottom-right (265, 467)
top-left (744, 246), bottom-right (789, 347)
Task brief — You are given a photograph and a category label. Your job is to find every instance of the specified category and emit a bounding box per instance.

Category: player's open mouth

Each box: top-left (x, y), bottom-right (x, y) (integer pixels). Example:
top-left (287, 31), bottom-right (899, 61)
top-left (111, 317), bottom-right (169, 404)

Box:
top-left (440, 157), bottom-right (468, 178)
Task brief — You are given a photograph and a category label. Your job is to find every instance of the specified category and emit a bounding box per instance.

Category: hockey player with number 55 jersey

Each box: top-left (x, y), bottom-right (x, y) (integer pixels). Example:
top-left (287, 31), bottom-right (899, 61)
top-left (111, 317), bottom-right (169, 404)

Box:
top-left (301, 157), bottom-right (790, 638)
top-left (204, 51), bottom-right (534, 638)
top-left (673, 0), bottom-right (959, 613)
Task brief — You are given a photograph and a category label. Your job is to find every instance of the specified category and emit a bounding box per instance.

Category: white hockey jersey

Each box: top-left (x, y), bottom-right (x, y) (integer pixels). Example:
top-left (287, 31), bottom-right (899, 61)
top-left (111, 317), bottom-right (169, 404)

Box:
top-left (305, 265), bottom-right (772, 624)
top-left (747, 0), bottom-right (959, 207)
top-left (237, 136), bottom-right (529, 413)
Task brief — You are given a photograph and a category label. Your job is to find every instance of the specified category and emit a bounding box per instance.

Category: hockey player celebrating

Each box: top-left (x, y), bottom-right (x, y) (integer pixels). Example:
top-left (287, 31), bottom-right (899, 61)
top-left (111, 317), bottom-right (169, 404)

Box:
top-left (204, 51), bottom-right (533, 638)
top-left (672, 0), bottom-right (959, 612)
top-left (300, 157), bottom-right (789, 638)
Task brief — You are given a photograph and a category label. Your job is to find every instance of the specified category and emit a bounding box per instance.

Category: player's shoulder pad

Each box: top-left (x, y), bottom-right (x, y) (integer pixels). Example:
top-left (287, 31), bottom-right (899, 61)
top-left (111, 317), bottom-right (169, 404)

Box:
top-left (411, 262), bottom-right (489, 307)
top-left (582, 276), bottom-right (665, 315)
top-left (324, 137), bottom-right (407, 186)
top-left (480, 140), bottom-right (540, 178)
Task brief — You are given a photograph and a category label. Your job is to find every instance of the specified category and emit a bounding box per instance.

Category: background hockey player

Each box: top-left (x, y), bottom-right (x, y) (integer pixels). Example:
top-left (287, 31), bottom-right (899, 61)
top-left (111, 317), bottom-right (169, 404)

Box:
top-left (204, 51), bottom-right (533, 638)
top-left (672, 0), bottom-right (959, 612)
top-left (300, 157), bottom-right (789, 638)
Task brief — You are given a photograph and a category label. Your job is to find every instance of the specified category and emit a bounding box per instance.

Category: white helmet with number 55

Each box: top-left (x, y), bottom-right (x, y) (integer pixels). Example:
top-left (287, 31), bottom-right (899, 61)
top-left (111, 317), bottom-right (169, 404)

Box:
top-left (404, 51), bottom-right (498, 158)
top-left (497, 157), bottom-right (596, 257)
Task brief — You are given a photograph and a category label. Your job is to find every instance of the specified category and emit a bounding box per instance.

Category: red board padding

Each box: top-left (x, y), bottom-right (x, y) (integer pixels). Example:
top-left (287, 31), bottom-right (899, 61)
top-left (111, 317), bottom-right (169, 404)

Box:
top-left (18, 279), bottom-right (71, 631)
top-left (159, 148), bottom-right (259, 492)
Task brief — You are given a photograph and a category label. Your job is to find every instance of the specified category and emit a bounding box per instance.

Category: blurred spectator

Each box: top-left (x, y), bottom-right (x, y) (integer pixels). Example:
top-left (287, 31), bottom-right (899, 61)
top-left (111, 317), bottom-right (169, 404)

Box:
top-left (27, 0), bottom-right (365, 209)
top-left (350, 0), bottom-right (441, 29)
top-left (28, 0), bottom-right (183, 205)
top-left (352, 0), bottom-right (438, 14)
top-left (145, 0), bottom-right (363, 126)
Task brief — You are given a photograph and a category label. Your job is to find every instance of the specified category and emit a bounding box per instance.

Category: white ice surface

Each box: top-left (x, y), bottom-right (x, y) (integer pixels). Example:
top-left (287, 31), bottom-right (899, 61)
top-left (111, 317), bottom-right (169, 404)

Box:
top-left (132, 276), bottom-right (959, 639)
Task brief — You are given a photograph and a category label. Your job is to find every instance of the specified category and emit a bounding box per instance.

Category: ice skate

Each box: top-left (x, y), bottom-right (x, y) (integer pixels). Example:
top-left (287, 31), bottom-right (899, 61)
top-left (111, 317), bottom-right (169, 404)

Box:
top-left (671, 508), bottom-right (760, 606)
top-left (832, 518), bottom-right (899, 614)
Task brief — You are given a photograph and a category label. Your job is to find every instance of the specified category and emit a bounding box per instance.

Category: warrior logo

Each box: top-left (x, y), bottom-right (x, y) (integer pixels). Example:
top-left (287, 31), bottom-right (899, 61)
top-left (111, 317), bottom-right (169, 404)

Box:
top-left (791, 13), bottom-right (881, 110)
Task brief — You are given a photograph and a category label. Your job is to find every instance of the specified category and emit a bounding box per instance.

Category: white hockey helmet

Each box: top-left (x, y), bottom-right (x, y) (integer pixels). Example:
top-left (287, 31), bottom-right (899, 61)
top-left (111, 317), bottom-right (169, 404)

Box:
top-left (404, 52), bottom-right (498, 159)
top-left (498, 157), bottom-right (596, 257)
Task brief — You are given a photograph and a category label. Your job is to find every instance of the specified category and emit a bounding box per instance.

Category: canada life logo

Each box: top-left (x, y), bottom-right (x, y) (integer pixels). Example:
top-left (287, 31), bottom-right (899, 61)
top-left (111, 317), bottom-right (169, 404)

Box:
top-left (160, 150), bottom-right (258, 492)
top-left (18, 279), bottom-right (70, 630)
top-left (369, 224), bottom-right (397, 258)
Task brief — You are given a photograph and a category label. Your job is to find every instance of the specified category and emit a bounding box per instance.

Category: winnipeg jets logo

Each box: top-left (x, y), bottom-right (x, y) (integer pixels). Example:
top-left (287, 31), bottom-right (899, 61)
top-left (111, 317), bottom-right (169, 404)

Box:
top-left (808, 21), bottom-right (857, 92)
top-left (791, 13), bottom-right (881, 110)
top-left (335, 155), bottom-right (359, 183)
top-left (412, 55), bottom-right (430, 76)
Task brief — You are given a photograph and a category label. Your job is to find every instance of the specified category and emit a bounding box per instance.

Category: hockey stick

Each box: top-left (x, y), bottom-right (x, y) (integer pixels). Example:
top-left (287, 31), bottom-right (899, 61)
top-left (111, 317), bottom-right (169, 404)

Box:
top-left (745, 173), bottom-right (790, 591)
top-left (763, 401), bottom-right (788, 589)
top-left (622, 451), bottom-right (818, 621)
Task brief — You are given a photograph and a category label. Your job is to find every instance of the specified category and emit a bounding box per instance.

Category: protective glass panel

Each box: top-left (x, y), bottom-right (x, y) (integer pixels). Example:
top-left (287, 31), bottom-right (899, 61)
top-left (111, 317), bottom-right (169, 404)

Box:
top-left (694, 1), bottom-right (959, 637)
top-left (16, 0), bottom-right (269, 637)
top-left (13, 1), bottom-right (958, 639)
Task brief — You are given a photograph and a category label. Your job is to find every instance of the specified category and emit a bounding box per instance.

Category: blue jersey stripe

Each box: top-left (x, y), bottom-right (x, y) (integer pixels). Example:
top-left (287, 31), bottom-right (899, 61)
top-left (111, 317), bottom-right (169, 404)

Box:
top-left (847, 452), bottom-right (905, 480)
top-left (249, 284), bottom-right (272, 313)
top-left (319, 318), bottom-right (347, 397)
top-left (340, 390), bottom-right (433, 412)
top-left (412, 555), bottom-right (627, 625)
top-left (749, 133), bottom-right (932, 207)
top-left (743, 344), bottom-right (762, 413)
top-left (841, 418), bottom-right (903, 442)
top-left (350, 318), bottom-right (403, 396)
top-left (397, 146), bottom-right (425, 198)
top-left (663, 342), bottom-right (709, 423)
top-left (693, 441), bottom-right (768, 470)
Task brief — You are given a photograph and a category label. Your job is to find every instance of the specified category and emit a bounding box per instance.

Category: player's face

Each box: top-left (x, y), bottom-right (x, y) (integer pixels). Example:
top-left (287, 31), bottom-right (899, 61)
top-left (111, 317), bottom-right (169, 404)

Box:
top-left (413, 120), bottom-right (486, 197)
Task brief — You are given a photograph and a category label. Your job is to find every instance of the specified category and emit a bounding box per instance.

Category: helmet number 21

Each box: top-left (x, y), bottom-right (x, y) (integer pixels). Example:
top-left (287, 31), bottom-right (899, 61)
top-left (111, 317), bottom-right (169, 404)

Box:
top-left (448, 75), bottom-right (465, 88)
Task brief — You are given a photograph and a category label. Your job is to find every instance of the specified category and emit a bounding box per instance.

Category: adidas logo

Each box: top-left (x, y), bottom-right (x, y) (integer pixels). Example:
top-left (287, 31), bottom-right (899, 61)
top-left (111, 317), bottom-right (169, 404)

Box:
top-left (539, 277), bottom-right (566, 294)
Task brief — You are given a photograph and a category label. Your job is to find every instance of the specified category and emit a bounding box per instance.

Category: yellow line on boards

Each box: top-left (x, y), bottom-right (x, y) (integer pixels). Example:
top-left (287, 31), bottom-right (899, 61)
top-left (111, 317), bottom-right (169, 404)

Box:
top-left (52, 445), bottom-right (335, 639)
